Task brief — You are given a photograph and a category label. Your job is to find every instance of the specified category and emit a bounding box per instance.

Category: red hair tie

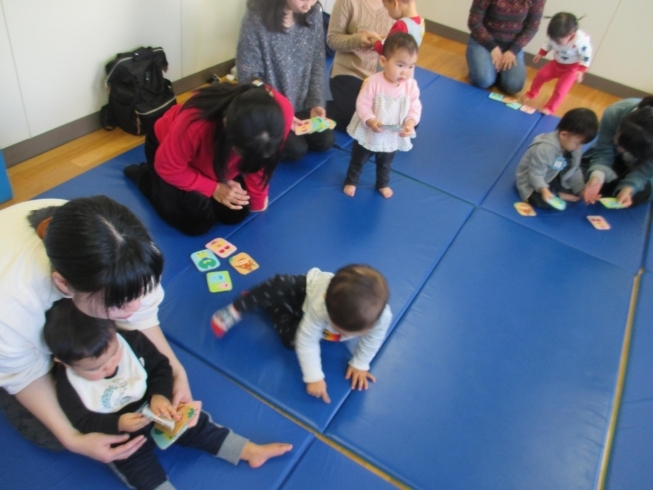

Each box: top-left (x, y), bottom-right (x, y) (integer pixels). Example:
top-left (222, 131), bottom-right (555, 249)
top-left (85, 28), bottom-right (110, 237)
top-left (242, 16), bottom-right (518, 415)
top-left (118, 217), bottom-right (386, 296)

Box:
top-left (36, 216), bottom-right (52, 240)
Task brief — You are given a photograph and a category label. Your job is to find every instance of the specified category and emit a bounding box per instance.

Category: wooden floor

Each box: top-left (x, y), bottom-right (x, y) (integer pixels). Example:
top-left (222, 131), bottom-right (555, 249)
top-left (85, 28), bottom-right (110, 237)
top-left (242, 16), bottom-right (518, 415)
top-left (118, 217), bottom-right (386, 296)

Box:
top-left (1, 32), bottom-right (622, 210)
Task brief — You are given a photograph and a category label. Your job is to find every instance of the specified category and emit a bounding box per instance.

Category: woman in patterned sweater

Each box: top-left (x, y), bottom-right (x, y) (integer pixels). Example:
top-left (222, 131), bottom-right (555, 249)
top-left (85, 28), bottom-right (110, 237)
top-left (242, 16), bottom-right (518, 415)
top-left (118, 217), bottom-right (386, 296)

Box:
top-left (466, 0), bottom-right (546, 95)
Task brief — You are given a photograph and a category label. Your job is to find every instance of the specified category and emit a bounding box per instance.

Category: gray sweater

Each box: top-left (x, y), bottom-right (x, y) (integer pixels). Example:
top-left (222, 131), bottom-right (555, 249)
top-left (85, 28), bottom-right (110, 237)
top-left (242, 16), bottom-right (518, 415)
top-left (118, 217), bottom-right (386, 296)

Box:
top-left (236, 7), bottom-right (326, 113)
top-left (516, 131), bottom-right (584, 201)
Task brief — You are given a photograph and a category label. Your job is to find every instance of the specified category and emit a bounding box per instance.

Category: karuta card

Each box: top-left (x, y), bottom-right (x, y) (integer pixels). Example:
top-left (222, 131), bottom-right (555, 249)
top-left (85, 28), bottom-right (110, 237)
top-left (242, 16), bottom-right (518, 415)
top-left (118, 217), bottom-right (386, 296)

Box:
top-left (294, 120), bottom-right (313, 136)
top-left (151, 404), bottom-right (198, 450)
top-left (488, 92), bottom-right (504, 101)
top-left (229, 252), bottom-right (260, 275)
top-left (205, 238), bottom-right (237, 258)
top-left (520, 104), bottom-right (536, 114)
top-left (587, 215), bottom-right (611, 230)
top-left (546, 195), bottom-right (567, 211)
top-left (207, 271), bottom-right (233, 293)
top-left (502, 96), bottom-right (518, 104)
top-left (380, 124), bottom-right (402, 131)
top-left (599, 197), bottom-right (626, 209)
top-left (140, 404), bottom-right (175, 430)
top-left (514, 202), bottom-right (537, 216)
top-left (190, 249), bottom-right (220, 272)
top-left (506, 102), bottom-right (523, 110)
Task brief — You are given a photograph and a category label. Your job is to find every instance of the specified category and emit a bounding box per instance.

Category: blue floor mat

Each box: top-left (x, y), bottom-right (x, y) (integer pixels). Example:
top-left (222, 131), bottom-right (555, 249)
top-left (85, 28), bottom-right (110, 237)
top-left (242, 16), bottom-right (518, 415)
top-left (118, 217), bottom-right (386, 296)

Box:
top-left (482, 115), bottom-right (651, 273)
top-left (35, 145), bottom-right (335, 285)
top-left (157, 150), bottom-right (473, 432)
top-left (392, 75), bottom-right (541, 204)
top-left (326, 209), bottom-right (631, 490)
top-left (280, 439), bottom-right (395, 490)
top-left (606, 272), bottom-right (653, 490)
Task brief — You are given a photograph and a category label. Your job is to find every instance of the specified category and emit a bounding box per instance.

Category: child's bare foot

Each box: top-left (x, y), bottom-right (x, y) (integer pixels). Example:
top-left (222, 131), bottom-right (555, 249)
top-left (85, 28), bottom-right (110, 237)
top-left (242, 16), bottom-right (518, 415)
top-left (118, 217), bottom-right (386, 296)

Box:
top-left (521, 94), bottom-right (532, 104)
top-left (558, 191), bottom-right (580, 202)
top-left (542, 108), bottom-right (552, 115)
top-left (240, 442), bottom-right (293, 468)
top-left (378, 187), bottom-right (393, 198)
top-left (343, 185), bottom-right (356, 197)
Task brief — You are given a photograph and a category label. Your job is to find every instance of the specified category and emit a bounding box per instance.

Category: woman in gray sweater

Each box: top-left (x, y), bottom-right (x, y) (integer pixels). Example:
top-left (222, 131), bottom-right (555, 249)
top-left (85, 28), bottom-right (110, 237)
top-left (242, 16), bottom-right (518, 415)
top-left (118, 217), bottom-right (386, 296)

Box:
top-left (237, 0), bottom-right (334, 162)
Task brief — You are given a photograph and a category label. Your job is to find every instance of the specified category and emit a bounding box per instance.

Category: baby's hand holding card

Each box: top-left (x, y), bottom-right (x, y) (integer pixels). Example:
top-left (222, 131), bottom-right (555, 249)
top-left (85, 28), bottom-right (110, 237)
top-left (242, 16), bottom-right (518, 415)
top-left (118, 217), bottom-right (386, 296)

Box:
top-left (151, 401), bottom-right (202, 450)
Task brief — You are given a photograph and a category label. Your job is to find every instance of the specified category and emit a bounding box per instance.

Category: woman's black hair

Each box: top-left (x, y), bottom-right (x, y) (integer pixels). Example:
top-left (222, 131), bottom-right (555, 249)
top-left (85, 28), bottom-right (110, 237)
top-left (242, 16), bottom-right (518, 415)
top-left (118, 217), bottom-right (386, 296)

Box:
top-left (44, 299), bottom-right (116, 365)
top-left (617, 107), bottom-right (653, 161)
top-left (182, 83), bottom-right (285, 186)
top-left (557, 108), bottom-right (599, 144)
top-left (37, 196), bottom-right (164, 309)
top-left (246, 0), bottom-right (316, 32)
top-left (547, 12), bottom-right (579, 40)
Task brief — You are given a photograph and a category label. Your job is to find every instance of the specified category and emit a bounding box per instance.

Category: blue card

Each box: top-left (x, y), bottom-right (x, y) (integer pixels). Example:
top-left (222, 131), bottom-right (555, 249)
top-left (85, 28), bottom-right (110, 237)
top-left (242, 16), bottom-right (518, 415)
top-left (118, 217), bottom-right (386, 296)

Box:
top-left (546, 195), bottom-right (567, 211)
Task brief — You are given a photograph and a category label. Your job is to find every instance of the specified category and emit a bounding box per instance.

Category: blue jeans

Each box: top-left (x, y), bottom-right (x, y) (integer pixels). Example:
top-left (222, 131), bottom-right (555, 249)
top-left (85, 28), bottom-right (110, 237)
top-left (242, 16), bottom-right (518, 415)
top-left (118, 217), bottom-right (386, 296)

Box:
top-left (466, 38), bottom-right (526, 95)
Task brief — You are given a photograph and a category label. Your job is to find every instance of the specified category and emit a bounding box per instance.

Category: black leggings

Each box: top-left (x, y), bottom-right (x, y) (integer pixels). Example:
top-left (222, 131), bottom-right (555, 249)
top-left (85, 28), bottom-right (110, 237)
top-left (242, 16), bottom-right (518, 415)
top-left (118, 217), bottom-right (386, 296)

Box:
top-left (138, 130), bottom-right (250, 236)
top-left (345, 141), bottom-right (396, 189)
top-left (233, 274), bottom-right (307, 349)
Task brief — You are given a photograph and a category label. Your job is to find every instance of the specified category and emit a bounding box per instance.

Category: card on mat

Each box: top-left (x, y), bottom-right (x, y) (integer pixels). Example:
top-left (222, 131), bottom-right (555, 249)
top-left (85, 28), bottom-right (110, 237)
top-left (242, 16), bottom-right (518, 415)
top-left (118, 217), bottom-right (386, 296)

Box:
top-left (229, 252), bottom-right (260, 275)
top-left (502, 96), bottom-right (518, 104)
top-left (599, 197), bottom-right (626, 209)
top-left (520, 104), bottom-right (536, 114)
top-left (206, 238), bottom-right (237, 258)
top-left (546, 195), bottom-right (567, 211)
top-left (207, 271), bottom-right (233, 293)
top-left (514, 202), bottom-right (537, 216)
top-left (506, 102), bottom-right (523, 110)
top-left (190, 249), bottom-right (220, 272)
top-left (488, 92), bottom-right (504, 101)
top-left (587, 215), bottom-right (611, 230)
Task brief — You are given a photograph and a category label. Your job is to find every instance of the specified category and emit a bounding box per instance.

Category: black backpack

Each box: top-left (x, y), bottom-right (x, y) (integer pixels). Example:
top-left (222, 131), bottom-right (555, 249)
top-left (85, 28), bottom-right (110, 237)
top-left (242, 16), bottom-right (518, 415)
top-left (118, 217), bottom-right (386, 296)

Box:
top-left (101, 47), bottom-right (176, 135)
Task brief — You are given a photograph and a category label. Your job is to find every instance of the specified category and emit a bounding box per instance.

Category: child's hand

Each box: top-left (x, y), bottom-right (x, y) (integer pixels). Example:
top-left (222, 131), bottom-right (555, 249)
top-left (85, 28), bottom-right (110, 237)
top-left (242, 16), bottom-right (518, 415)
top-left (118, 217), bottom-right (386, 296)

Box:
top-left (540, 187), bottom-right (553, 202)
top-left (345, 366), bottom-right (376, 391)
top-left (616, 186), bottom-right (633, 208)
top-left (576, 72), bottom-right (584, 83)
top-left (533, 54), bottom-right (542, 64)
top-left (150, 394), bottom-right (180, 422)
top-left (118, 413), bottom-right (151, 433)
top-left (306, 380), bottom-right (330, 403)
top-left (359, 31), bottom-right (381, 48)
top-left (366, 118), bottom-right (384, 133)
top-left (399, 119), bottom-right (416, 137)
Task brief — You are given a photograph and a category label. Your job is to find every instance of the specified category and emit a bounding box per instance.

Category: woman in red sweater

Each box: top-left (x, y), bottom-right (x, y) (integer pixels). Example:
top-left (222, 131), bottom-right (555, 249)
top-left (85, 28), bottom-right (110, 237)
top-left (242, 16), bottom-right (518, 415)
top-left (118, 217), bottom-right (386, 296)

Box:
top-left (124, 83), bottom-right (294, 235)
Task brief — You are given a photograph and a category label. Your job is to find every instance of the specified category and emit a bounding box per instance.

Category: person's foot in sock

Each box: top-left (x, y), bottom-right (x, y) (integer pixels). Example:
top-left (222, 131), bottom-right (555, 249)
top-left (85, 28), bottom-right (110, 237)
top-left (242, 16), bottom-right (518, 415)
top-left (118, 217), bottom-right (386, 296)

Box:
top-left (211, 304), bottom-right (241, 338)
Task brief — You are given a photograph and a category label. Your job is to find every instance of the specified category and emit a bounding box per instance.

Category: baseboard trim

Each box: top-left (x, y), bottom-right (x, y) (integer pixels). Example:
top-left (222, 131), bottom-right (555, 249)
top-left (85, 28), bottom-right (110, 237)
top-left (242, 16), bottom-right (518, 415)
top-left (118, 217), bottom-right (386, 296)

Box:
top-left (424, 20), bottom-right (649, 100)
top-left (3, 59), bottom-right (235, 168)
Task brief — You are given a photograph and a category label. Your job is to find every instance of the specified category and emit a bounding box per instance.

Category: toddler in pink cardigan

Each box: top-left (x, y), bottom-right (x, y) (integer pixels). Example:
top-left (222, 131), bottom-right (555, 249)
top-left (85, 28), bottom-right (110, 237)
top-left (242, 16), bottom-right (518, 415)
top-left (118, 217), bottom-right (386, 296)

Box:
top-left (344, 32), bottom-right (422, 198)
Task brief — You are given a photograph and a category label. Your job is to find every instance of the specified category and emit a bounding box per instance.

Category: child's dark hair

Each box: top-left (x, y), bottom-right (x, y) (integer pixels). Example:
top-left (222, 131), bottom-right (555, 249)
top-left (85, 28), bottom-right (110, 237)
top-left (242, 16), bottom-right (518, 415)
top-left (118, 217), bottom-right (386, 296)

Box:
top-left (43, 299), bottom-right (116, 365)
top-left (246, 0), bottom-right (315, 32)
top-left (325, 265), bottom-right (389, 333)
top-left (382, 32), bottom-right (419, 58)
top-left (183, 83), bottom-right (285, 188)
top-left (617, 107), bottom-right (653, 161)
top-left (557, 108), bottom-right (599, 143)
top-left (637, 96), bottom-right (653, 110)
top-left (32, 196), bottom-right (163, 309)
top-left (547, 12), bottom-right (579, 41)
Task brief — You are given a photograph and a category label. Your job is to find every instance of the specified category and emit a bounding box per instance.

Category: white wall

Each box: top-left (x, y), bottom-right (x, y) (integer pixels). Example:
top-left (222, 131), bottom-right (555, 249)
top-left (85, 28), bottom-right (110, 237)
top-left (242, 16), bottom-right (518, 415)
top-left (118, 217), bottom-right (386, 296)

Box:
top-left (0, 0), bottom-right (244, 149)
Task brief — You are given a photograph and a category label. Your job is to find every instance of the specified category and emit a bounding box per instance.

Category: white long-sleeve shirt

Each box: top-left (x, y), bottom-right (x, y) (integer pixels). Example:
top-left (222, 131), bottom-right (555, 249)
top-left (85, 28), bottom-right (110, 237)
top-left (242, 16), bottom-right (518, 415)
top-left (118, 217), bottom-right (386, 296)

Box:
top-left (294, 268), bottom-right (392, 383)
top-left (0, 200), bottom-right (164, 394)
top-left (539, 29), bottom-right (592, 70)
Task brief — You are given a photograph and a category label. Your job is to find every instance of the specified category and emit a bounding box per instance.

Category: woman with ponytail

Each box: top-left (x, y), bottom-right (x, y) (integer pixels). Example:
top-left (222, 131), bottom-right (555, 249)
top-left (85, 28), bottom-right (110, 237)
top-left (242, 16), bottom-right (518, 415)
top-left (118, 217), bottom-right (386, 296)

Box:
top-left (124, 83), bottom-right (294, 235)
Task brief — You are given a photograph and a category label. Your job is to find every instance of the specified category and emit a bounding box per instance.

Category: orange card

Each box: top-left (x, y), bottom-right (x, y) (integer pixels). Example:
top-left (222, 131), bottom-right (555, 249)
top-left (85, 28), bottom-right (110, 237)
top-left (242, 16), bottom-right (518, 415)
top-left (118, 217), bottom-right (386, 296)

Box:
top-left (229, 252), bottom-right (259, 275)
top-left (514, 202), bottom-right (537, 217)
